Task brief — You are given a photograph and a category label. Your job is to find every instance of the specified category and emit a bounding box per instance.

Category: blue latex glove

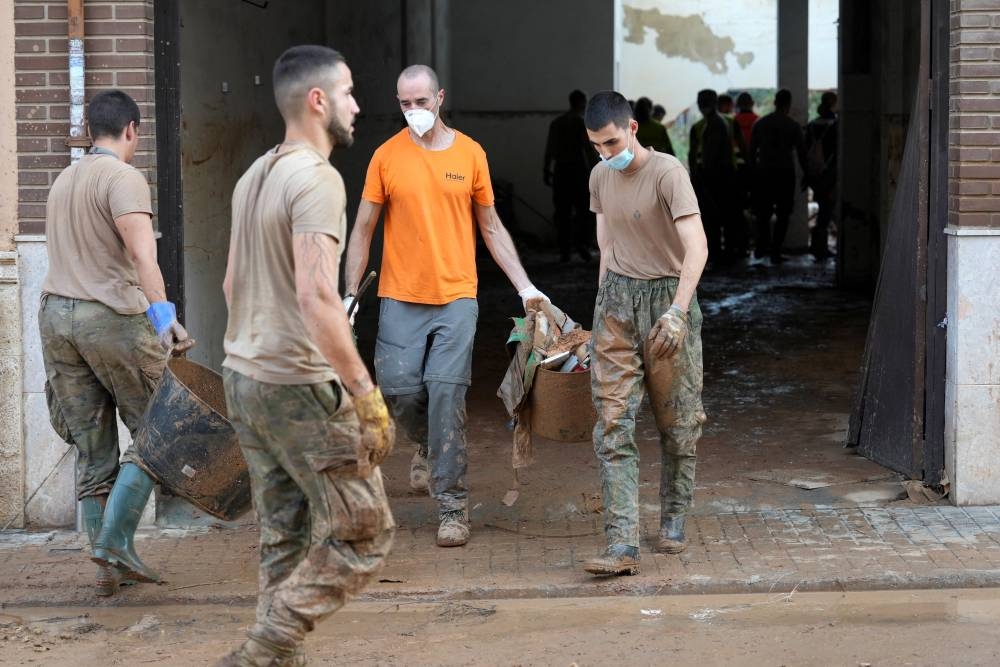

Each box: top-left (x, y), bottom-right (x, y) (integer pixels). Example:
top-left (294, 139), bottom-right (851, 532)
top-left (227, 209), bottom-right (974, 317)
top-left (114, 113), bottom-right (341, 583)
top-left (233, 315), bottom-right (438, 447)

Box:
top-left (146, 301), bottom-right (193, 353)
top-left (146, 301), bottom-right (177, 335)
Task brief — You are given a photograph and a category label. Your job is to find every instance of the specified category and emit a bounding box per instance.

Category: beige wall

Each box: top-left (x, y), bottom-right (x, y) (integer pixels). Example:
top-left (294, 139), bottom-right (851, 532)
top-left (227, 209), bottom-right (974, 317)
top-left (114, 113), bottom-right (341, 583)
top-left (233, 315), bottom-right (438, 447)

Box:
top-left (1, 0), bottom-right (16, 250)
top-left (0, 0), bottom-right (26, 529)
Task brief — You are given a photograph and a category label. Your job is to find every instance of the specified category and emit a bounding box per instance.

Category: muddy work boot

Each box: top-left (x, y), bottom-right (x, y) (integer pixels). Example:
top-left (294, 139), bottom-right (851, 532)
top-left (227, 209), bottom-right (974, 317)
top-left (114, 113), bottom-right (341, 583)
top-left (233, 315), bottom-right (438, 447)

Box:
top-left (436, 509), bottom-right (470, 547)
top-left (215, 630), bottom-right (303, 667)
top-left (80, 495), bottom-right (119, 597)
top-left (410, 448), bottom-right (429, 492)
top-left (92, 463), bottom-right (160, 583)
top-left (657, 515), bottom-right (687, 554)
top-left (583, 544), bottom-right (640, 576)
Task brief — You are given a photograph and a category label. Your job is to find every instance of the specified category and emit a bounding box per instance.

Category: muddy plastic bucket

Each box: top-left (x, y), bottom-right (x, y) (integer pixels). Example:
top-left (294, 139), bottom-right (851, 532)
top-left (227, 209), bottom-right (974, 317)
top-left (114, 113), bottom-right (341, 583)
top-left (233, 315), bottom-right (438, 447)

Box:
top-left (133, 357), bottom-right (251, 521)
top-left (527, 367), bottom-right (597, 442)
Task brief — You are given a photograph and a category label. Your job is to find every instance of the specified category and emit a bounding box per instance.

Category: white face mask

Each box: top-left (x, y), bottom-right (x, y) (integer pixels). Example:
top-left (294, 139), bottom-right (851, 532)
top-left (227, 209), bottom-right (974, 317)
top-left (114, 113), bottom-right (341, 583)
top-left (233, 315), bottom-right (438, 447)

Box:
top-left (404, 99), bottom-right (439, 137)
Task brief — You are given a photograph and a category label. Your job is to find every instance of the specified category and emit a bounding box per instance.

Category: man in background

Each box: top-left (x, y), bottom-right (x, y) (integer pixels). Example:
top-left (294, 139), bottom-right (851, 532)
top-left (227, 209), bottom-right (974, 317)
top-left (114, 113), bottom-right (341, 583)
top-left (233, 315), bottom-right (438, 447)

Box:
top-left (544, 89), bottom-right (597, 262)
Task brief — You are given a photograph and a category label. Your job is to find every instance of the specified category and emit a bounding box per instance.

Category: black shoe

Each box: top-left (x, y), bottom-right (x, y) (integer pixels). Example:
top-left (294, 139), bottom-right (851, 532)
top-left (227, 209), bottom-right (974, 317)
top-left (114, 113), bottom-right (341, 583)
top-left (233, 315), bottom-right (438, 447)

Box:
top-left (657, 515), bottom-right (687, 554)
top-left (582, 544), bottom-right (640, 576)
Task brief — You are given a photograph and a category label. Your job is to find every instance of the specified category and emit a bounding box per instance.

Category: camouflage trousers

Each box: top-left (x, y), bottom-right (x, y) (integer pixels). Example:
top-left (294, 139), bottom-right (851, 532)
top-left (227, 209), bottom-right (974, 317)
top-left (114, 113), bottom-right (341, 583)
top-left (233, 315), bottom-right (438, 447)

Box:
top-left (38, 294), bottom-right (165, 499)
top-left (591, 271), bottom-right (706, 548)
top-left (222, 369), bottom-right (395, 648)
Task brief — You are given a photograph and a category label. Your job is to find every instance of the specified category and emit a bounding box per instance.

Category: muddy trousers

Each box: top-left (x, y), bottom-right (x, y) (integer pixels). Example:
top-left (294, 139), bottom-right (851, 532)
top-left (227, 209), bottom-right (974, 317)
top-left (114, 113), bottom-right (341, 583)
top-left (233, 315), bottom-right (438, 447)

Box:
top-left (374, 298), bottom-right (477, 514)
top-left (38, 294), bottom-right (165, 499)
top-left (222, 370), bottom-right (395, 647)
top-left (591, 272), bottom-right (706, 549)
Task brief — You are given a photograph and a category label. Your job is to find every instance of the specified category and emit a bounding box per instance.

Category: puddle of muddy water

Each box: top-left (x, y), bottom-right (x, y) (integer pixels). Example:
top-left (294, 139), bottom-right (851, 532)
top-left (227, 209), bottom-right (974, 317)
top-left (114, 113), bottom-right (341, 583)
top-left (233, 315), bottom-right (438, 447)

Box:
top-left (4, 590), bottom-right (1000, 666)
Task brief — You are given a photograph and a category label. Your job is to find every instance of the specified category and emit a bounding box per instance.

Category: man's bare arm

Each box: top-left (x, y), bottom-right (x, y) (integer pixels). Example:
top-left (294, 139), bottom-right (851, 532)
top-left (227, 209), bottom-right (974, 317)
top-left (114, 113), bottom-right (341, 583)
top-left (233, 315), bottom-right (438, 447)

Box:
top-left (595, 212), bottom-right (609, 287)
top-left (473, 203), bottom-right (531, 292)
top-left (671, 213), bottom-right (709, 312)
top-left (222, 234), bottom-right (238, 308)
top-left (115, 212), bottom-right (167, 303)
top-left (343, 200), bottom-right (383, 296)
top-left (294, 232), bottom-right (374, 397)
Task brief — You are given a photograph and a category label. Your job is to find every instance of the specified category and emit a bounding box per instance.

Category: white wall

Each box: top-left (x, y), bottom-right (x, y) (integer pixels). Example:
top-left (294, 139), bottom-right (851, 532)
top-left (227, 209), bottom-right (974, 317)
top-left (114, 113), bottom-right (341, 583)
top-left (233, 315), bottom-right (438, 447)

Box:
top-left (447, 0), bottom-right (615, 244)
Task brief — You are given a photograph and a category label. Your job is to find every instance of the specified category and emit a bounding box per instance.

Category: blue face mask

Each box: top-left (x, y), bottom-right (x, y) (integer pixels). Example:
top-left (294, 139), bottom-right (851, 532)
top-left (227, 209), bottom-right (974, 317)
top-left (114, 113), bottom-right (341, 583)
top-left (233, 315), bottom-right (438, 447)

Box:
top-left (602, 128), bottom-right (635, 171)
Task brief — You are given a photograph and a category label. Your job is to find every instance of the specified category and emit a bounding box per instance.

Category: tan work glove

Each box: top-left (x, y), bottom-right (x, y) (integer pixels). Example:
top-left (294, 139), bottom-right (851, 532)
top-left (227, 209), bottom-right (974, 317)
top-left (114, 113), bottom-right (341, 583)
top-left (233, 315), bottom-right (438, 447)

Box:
top-left (647, 305), bottom-right (689, 359)
top-left (353, 387), bottom-right (395, 478)
top-left (168, 321), bottom-right (196, 356)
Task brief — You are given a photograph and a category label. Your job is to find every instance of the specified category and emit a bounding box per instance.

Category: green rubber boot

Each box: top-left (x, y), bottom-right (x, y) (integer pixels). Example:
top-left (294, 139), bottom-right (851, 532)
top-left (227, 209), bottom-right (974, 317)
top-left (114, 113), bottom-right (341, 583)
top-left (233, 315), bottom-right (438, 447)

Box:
top-left (80, 495), bottom-right (119, 597)
top-left (91, 463), bottom-right (160, 583)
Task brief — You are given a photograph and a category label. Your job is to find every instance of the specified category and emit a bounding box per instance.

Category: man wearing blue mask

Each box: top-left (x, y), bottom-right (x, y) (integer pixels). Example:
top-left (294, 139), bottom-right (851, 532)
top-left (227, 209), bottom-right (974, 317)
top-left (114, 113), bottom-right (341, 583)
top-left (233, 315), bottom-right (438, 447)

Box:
top-left (39, 90), bottom-right (192, 595)
top-left (582, 91), bottom-right (709, 576)
top-left (345, 65), bottom-right (548, 548)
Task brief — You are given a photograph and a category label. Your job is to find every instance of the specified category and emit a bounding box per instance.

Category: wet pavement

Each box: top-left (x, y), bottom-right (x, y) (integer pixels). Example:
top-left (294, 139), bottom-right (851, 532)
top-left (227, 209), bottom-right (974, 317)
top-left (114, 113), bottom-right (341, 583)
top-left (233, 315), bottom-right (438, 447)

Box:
top-left (3, 589), bottom-right (1000, 665)
top-left (4, 252), bottom-right (1000, 611)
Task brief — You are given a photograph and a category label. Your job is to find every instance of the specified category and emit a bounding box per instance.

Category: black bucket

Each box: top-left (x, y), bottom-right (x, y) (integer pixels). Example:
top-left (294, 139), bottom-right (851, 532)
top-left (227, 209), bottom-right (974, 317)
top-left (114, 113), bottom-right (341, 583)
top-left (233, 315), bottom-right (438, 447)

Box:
top-left (133, 357), bottom-right (252, 521)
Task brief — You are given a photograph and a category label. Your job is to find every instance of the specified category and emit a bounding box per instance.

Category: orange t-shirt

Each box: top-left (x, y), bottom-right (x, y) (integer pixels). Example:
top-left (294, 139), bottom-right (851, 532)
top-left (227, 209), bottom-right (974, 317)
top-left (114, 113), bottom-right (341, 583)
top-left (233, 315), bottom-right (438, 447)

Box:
top-left (362, 129), bottom-right (494, 305)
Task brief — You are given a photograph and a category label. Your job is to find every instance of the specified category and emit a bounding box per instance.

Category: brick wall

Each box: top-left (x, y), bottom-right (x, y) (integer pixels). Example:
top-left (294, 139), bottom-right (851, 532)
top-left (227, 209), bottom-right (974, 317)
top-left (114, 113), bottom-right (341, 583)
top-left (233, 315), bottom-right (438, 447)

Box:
top-left (15, 0), bottom-right (156, 235)
top-left (949, 0), bottom-right (1000, 228)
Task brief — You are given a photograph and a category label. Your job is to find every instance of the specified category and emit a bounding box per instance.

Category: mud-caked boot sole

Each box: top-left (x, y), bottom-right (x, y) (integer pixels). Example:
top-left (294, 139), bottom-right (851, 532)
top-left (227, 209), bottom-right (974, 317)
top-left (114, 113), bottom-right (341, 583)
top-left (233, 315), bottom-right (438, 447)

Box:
top-left (656, 537), bottom-right (687, 554)
top-left (582, 544), bottom-right (641, 576)
top-left (94, 563), bottom-right (119, 597)
top-left (657, 515), bottom-right (688, 554)
top-left (583, 558), bottom-right (639, 577)
top-left (410, 450), bottom-right (430, 492)
top-left (436, 512), bottom-right (470, 547)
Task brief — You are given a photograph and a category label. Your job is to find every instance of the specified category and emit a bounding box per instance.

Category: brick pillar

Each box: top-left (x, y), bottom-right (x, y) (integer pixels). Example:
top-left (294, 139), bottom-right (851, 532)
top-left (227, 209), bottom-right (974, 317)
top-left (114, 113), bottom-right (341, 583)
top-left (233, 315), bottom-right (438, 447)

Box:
top-left (16, 0), bottom-right (157, 234)
top-left (14, 0), bottom-right (157, 526)
top-left (944, 0), bottom-right (1000, 504)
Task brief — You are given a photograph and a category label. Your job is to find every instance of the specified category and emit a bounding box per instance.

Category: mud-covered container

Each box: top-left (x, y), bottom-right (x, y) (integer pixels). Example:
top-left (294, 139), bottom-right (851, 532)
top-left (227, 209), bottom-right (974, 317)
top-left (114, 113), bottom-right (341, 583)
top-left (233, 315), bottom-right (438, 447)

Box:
top-left (527, 367), bottom-right (597, 442)
top-left (133, 357), bottom-right (251, 521)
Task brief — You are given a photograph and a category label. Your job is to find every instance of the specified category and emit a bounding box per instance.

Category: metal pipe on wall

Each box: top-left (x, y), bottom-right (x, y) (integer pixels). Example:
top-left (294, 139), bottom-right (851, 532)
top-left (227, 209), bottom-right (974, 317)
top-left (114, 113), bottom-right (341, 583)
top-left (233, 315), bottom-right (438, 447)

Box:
top-left (67, 0), bottom-right (88, 163)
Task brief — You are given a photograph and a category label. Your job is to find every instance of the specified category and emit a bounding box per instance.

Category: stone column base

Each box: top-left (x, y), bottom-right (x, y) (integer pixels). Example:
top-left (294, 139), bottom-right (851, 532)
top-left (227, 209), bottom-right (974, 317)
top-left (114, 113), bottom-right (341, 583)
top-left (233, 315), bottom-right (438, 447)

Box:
top-left (945, 227), bottom-right (1000, 505)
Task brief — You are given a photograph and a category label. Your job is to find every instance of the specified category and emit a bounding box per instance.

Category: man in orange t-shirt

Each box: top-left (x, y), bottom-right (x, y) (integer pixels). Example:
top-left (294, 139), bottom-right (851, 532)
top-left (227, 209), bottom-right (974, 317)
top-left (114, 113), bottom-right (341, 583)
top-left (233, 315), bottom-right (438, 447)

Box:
top-left (345, 65), bottom-right (547, 548)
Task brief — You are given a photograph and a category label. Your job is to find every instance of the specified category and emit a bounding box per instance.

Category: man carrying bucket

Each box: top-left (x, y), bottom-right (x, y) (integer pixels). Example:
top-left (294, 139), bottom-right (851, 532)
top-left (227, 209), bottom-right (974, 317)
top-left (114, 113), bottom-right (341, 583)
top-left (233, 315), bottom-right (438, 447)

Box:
top-left (38, 90), bottom-right (192, 596)
top-left (582, 91), bottom-right (709, 576)
top-left (218, 46), bottom-right (395, 666)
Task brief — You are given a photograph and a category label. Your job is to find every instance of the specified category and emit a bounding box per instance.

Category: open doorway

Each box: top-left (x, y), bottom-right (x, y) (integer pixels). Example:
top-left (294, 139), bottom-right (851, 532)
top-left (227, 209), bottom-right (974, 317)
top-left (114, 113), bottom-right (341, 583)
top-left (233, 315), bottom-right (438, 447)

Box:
top-left (155, 0), bottom-right (944, 530)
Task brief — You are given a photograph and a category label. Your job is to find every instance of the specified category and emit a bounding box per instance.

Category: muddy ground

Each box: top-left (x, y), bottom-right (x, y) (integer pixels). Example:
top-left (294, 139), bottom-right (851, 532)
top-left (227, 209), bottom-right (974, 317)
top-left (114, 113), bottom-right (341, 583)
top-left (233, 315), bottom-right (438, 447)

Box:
top-left (3, 589), bottom-right (999, 666)
top-left (351, 250), bottom-right (910, 537)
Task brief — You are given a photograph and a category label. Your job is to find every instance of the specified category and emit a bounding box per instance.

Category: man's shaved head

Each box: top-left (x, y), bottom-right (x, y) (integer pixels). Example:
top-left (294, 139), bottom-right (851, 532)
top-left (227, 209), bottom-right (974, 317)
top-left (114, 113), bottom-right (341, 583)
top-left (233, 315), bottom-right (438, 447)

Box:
top-left (273, 45), bottom-right (345, 120)
top-left (398, 64), bottom-right (440, 93)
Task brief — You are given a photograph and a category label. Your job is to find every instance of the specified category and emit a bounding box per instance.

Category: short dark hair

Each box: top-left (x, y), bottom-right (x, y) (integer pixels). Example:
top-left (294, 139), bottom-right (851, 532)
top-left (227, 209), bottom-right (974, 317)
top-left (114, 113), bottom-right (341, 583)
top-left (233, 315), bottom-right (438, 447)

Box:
top-left (87, 90), bottom-right (140, 140)
top-left (584, 91), bottom-right (633, 131)
top-left (696, 89), bottom-right (718, 108)
top-left (569, 89), bottom-right (586, 109)
top-left (273, 45), bottom-right (346, 119)
top-left (652, 104), bottom-right (666, 119)
top-left (820, 91), bottom-right (838, 108)
top-left (775, 88), bottom-right (792, 109)
top-left (718, 94), bottom-right (733, 106)
top-left (736, 92), bottom-right (754, 110)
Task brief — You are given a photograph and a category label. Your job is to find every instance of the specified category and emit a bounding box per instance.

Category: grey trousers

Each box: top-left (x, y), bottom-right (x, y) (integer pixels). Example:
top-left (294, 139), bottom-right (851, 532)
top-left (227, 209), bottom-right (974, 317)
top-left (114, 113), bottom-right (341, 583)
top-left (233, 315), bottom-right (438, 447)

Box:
top-left (374, 298), bottom-right (477, 514)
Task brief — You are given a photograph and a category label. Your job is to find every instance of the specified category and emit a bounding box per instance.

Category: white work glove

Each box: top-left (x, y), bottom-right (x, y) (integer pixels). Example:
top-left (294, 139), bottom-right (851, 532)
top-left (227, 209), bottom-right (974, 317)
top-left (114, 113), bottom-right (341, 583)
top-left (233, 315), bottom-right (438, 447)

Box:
top-left (647, 305), bottom-right (689, 359)
top-left (518, 285), bottom-right (550, 311)
top-left (343, 294), bottom-right (357, 326)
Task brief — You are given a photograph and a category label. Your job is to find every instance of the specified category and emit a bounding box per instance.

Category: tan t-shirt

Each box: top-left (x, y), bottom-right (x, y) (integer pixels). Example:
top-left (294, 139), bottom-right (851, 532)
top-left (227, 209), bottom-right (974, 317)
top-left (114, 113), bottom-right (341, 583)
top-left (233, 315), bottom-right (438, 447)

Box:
top-left (223, 144), bottom-right (347, 385)
top-left (41, 153), bottom-right (154, 314)
top-left (589, 151), bottom-right (701, 279)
